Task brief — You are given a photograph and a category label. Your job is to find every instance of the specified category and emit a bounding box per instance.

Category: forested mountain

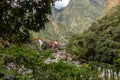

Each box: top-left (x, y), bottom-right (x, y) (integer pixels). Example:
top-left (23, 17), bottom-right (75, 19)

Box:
top-left (66, 2), bottom-right (120, 63)
top-left (34, 0), bottom-right (106, 41)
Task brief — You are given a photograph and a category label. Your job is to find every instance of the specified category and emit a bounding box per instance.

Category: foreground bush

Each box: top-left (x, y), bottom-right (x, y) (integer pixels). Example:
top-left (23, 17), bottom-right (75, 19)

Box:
top-left (0, 45), bottom-right (52, 79)
top-left (1, 45), bottom-right (120, 80)
top-left (0, 45), bottom-right (91, 80)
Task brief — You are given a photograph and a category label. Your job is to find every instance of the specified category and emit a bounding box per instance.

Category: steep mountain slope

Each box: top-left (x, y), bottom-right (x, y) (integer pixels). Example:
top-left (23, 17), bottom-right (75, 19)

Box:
top-left (36, 0), bottom-right (106, 41)
top-left (66, 2), bottom-right (120, 63)
top-left (101, 0), bottom-right (120, 18)
top-left (105, 0), bottom-right (120, 11)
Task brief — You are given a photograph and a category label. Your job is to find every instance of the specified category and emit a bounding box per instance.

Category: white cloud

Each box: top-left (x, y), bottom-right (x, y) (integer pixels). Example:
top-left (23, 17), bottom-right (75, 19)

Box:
top-left (54, 0), bottom-right (70, 10)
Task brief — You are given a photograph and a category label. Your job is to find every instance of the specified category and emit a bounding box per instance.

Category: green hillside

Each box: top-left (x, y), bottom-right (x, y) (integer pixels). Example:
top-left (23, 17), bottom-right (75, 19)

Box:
top-left (34, 0), bottom-right (106, 41)
top-left (66, 5), bottom-right (120, 64)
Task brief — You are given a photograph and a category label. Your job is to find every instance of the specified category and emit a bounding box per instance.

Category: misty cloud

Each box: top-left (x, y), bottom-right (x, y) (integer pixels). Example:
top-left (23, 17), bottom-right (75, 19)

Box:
top-left (54, 0), bottom-right (70, 10)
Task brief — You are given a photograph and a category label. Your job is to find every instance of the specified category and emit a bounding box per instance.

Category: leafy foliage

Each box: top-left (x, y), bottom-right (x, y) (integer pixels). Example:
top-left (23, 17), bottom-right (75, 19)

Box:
top-left (66, 5), bottom-right (120, 64)
top-left (0, 45), bottom-right (52, 79)
top-left (0, 0), bottom-right (54, 43)
top-left (0, 45), bottom-right (102, 80)
top-left (0, 44), bottom-right (120, 79)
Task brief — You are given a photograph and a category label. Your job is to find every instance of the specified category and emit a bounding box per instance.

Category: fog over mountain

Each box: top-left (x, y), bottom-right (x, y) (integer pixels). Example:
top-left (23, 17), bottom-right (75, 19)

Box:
top-left (54, 0), bottom-right (70, 10)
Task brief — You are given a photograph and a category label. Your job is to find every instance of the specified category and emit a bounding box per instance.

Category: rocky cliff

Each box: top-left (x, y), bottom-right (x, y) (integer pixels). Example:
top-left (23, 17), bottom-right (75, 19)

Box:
top-left (104, 0), bottom-right (120, 12)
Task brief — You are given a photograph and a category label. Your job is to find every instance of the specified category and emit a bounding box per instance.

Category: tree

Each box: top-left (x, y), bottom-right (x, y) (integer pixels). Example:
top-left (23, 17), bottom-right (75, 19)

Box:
top-left (0, 0), bottom-right (56, 43)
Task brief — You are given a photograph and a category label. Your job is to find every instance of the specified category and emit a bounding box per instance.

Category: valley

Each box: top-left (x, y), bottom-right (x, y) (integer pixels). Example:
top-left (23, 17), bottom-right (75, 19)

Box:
top-left (0, 0), bottom-right (120, 79)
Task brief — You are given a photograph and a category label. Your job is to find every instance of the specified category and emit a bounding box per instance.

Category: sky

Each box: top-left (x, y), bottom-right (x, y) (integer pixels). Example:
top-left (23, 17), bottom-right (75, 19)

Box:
top-left (54, 0), bottom-right (70, 10)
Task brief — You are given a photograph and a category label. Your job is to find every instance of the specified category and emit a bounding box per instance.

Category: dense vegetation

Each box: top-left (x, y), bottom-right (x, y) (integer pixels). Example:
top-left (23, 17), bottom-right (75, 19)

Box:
top-left (0, 0), bottom-right (54, 43)
top-left (66, 5), bottom-right (120, 64)
top-left (0, 45), bottom-right (120, 80)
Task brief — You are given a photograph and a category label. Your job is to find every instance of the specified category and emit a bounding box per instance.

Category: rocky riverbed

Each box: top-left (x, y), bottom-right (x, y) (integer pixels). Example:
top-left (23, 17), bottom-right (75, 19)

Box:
top-left (44, 49), bottom-right (80, 65)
